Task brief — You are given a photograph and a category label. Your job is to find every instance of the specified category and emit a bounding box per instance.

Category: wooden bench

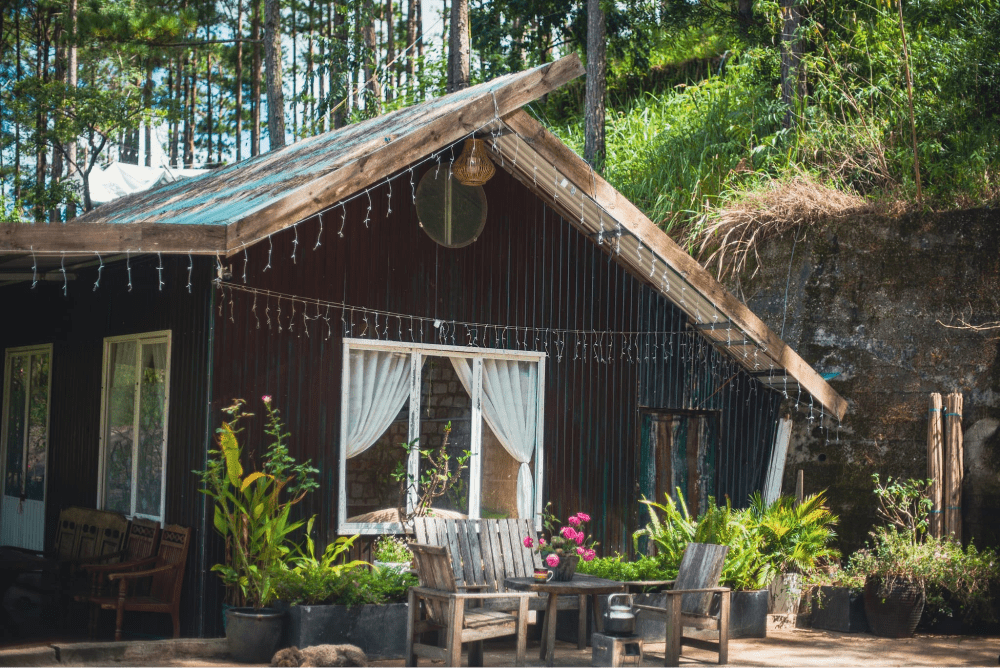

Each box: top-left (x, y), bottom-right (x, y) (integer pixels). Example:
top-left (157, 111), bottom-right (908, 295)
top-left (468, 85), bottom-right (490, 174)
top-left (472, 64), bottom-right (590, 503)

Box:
top-left (413, 518), bottom-right (584, 640)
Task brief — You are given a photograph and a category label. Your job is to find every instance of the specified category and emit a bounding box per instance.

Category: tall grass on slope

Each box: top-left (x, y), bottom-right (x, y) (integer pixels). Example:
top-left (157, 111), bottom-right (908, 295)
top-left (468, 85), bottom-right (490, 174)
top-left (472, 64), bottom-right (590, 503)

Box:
top-left (550, 49), bottom-right (791, 237)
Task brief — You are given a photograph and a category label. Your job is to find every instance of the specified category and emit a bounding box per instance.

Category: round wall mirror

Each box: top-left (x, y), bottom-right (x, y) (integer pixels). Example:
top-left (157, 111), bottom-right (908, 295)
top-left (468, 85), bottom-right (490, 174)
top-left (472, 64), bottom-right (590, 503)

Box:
top-left (414, 167), bottom-right (488, 248)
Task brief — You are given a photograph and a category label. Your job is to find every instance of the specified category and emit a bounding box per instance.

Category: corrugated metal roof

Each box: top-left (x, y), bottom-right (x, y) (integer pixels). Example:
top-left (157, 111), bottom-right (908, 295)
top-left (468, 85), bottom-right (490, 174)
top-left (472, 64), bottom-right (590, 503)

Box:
top-left (68, 65), bottom-right (569, 230)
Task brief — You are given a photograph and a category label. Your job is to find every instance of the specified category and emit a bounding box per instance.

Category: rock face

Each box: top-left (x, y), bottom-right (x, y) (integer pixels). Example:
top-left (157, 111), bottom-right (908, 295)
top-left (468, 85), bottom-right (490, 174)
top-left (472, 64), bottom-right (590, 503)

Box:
top-left (732, 207), bottom-right (1000, 552)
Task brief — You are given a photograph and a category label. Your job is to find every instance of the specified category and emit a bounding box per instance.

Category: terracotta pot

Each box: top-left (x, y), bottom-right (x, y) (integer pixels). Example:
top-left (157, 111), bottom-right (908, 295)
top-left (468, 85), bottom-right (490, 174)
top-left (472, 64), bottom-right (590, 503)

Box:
top-left (546, 554), bottom-right (580, 581)
top-left (863, 576), bottom-right (924, 638)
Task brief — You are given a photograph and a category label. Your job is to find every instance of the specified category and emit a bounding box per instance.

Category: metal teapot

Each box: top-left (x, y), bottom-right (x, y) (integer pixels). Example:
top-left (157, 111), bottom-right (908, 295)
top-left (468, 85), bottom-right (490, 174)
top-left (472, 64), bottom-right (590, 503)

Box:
top-left (603, 593), bottom-right (639, 636)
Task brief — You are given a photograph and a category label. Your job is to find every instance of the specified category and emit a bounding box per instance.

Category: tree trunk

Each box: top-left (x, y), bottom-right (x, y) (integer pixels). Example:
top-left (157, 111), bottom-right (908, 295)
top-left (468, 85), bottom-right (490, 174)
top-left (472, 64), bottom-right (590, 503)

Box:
top-left (447, 0), bottom-right (470, 92)
top-left (333, 0), bottom-right (347, 127)
top-left (318, 0), bottom-right (326, 132)
top-left (291, 0), bottom-right (298, 140)
top-left (583, 0), bottom-right (606, 169)
top-left (264, 0), bottom-right (286, 149)
top-left (307, 0), bottom-right (315, 129)
top-left (385, 0), bottom-right (394, 102)
top-left (780, 0), bottom-right (803, 129)
top-left (49, 22), bottom-right (65, 221)
top-left (206, 46), bottom-right (213, 164)
top-left (405, 0), bottom-right (416, 95)
top-left (143, 62), bottom-right (153, 166)
top-left (235, 0), bottom-right (243, 162)
top-left (251, 0), bottom-right (262, 156)
top-left (362, 0), bottom-right (381, 113)
top-left (184, 54), bottom-right (197, 167)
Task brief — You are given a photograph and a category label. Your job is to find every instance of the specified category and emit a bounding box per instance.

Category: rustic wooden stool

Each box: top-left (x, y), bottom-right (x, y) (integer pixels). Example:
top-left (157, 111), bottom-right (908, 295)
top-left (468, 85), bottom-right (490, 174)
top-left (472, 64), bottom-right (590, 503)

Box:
top-left (591, 632), bottom-right (643, 667)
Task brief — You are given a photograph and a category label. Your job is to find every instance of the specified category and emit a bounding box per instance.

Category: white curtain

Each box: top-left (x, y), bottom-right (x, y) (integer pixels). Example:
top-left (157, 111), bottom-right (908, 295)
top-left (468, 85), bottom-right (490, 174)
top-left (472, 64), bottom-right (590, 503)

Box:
top-left (450, 357), bottom-right (538, 518)
top-left (346, 350), bottom-right (412, 458)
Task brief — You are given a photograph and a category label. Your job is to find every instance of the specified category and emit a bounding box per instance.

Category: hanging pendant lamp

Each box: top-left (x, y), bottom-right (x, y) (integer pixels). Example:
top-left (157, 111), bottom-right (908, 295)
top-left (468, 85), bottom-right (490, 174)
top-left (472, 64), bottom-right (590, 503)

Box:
top-left (452, 138), bottom-right (496, 186)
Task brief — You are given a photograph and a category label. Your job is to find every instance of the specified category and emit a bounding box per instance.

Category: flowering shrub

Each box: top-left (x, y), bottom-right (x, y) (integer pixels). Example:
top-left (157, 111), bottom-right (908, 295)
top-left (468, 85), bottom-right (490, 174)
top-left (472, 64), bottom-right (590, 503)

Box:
top-left (525, 503), bottom-right (598, 567)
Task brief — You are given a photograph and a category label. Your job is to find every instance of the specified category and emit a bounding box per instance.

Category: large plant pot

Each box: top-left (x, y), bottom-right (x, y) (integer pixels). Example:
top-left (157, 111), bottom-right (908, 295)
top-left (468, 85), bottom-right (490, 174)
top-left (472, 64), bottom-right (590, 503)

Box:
top-left (863, 576), bottom-right (924, 638)
top-left (726, 589), bottom-right (769, 639)
top-left (547, 554), bottom-right (580, 581)
top-left (285, 603), bottom-right (409, 659)
top-left (226, 607), bottom-right (286, 664)
top-left (811, 586), bottom-right (869, 633)
top-left (768, 573), bottom-right (804, 615)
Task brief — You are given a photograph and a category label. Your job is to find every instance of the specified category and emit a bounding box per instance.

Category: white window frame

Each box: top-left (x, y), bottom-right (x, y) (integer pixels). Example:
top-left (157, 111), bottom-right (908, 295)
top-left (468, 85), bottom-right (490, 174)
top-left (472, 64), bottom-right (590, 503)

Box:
top-left (337, 338), bottom-right (545, 535)
top-left (97, 330), bottom-right (172, 522)
top-left (1, 343), bottom-right (54, 503)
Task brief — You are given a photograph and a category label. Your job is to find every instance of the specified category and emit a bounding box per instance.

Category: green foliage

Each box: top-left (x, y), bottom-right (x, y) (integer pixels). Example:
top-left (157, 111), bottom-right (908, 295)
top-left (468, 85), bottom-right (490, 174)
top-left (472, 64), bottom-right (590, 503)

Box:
top-left (749, 491), bottom-right (840, 573)
top-left (271, 564), bottom-right (417, 607)
top-left (372, 535), bottom-right (412, 563)
top-left (194, 397), bottom-right (319, 610)
top-left (634, 489), bottom-right (840, 590)
top-left (391, 423), bottom-right (471, 523)
top-left (841, 474), bottom-right (999, 624)
top-left (576, 553), bottom-right (677, 585)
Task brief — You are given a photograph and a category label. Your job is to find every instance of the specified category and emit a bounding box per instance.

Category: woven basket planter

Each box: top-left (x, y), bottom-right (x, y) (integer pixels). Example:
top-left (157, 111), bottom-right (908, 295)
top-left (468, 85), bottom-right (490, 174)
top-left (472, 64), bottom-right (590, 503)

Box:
top-left (863, 576), bottom-right (924, 638)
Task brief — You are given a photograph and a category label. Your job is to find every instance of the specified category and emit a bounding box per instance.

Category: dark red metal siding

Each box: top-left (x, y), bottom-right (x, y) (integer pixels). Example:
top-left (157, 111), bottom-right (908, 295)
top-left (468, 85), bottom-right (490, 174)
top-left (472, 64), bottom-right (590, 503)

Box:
top-left (212, 160), bottom-right (780, 563)
top-left (0, 255), bottom-right (215, 637)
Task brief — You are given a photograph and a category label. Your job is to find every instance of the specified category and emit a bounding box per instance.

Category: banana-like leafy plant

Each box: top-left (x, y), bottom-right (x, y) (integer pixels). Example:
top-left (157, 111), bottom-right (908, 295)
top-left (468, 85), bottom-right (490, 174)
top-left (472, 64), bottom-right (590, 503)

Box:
top-left (196, 397), bottom-right (319, 609)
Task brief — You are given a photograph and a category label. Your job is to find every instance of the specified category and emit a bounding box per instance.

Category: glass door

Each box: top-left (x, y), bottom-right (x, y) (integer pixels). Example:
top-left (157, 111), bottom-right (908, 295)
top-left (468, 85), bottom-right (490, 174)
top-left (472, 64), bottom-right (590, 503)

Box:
top-left (100, 334), bottom-right (169, 522)
top-left (1, 345), bottom-right (52, 550)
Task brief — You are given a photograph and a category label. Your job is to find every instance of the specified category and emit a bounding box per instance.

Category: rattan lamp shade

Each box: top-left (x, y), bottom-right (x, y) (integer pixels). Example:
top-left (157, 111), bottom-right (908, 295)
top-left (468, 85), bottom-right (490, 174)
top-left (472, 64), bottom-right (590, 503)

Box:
top-left (453, 138), bottom-right (496, 186)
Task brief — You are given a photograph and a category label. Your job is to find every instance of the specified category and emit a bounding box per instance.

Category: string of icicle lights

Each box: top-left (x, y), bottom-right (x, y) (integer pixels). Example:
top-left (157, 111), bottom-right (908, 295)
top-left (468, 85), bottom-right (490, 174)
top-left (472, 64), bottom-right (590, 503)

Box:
top-left (215, 281), bottom-right (840, 442)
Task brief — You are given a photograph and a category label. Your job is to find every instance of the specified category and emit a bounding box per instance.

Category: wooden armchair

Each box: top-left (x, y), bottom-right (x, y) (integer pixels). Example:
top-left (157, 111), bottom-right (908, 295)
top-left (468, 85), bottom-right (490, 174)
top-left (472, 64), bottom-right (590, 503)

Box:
top-left (84, 524), bottom-right (191, 641)
top-left (634, 543), bottom-right (731, 667)
top-left (76, 519), bottom-right (161, 624)
top-left (407, 543), bottom-right (531, 667)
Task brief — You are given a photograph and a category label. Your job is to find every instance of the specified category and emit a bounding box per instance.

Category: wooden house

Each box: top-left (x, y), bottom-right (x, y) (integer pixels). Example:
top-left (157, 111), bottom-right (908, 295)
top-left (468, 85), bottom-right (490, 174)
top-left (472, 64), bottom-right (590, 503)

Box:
top-left (0, 54), bottom-right (846, 637)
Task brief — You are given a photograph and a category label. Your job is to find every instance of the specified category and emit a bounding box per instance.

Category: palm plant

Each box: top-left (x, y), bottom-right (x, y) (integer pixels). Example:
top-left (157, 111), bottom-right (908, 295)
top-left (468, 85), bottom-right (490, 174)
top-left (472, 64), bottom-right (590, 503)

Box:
top-left (749, 491), bottom-right (840, 574)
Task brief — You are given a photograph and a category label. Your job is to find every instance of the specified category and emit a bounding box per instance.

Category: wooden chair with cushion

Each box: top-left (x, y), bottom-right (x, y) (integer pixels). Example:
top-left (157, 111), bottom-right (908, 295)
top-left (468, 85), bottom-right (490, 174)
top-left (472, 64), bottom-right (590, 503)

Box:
top-left (407, 543), bottom-right (531, 667)
top-left (85, 524), bottom-right (191, 641)
top-left (634, 542), bottom-right (731, 667)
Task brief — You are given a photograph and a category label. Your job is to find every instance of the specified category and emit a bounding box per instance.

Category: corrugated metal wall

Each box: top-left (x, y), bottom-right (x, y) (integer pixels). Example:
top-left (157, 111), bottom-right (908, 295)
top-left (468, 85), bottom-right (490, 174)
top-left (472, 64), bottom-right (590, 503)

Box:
top-left (212, 160), bottom-right (781, 569)
top-left (0, 255), bottom-right (215, 638)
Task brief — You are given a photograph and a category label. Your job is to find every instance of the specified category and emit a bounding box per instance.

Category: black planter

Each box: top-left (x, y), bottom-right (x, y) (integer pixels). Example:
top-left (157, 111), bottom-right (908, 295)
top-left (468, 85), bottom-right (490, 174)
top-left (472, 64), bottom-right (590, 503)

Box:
top-left (285, 603), bottom-right (409, 659)
top-left (226, 607), bottom-right (286, 664)
top-left (810, 586), bottom-right (869, 633)
top-left (726, 589), bottom-right (769, 639)
top-left (863, 576), bottom-right (924, 638)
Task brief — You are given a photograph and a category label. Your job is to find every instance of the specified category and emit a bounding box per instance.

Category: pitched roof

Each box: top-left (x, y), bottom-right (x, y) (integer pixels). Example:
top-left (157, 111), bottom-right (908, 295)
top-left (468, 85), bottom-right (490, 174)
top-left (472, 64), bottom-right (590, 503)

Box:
top-left (0, 53), bottom-right (846, 418)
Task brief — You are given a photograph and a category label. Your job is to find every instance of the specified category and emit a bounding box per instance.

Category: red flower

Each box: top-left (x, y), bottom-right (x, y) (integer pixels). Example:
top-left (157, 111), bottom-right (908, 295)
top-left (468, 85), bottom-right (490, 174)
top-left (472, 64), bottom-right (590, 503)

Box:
top-left (523, 536), bottom-right (534, 548)
top-left (545, 553), bottom-right (560, 567)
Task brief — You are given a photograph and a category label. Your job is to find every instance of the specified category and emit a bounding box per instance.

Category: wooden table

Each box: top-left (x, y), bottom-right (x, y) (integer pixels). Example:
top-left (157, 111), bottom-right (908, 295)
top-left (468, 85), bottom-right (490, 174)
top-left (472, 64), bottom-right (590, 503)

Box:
top-left (506, 574), bottom-right (625, 667)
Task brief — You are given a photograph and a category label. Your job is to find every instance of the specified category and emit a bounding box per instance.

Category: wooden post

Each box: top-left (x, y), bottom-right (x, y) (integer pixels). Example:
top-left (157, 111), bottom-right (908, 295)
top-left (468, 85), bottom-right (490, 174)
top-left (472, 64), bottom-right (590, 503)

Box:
top-left (944, 392), bottom-right (963, 541)
top-left (927, 393), bottom-right (944, 538)
top-left (794, 469), bottom-right (804, 506)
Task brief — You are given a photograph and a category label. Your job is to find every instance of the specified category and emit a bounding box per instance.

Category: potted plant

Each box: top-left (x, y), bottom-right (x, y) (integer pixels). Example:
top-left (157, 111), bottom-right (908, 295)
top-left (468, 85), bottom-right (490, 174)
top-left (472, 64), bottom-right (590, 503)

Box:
top-left (634, 492), bottom-right (773, 638)
top-left (524, 503), bottom-right (598, 581)
top-left (195, 396), bottom-right (319, 663)
top-left (372, 535), bottom-right (412, 574)
top-left (271, 531), bottom-right (418, 659)
top-left (848, 474), bottom-right (999, 638)
top-left (805, 566), bottom-right (869, 633)
top-left (749, 491), bottom-right (840, 621)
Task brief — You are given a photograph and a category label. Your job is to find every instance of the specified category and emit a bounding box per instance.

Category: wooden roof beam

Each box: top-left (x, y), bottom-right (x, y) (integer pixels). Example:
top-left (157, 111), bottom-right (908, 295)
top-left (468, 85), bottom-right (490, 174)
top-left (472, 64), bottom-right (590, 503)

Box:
top-left (0, 222), bottom-right (228, 255)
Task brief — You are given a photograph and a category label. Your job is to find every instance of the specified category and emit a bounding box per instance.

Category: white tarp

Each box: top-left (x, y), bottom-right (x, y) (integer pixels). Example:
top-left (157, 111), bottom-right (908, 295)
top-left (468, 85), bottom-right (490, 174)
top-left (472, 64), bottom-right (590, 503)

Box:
top-left (70, 162), bottom-right (206, 205)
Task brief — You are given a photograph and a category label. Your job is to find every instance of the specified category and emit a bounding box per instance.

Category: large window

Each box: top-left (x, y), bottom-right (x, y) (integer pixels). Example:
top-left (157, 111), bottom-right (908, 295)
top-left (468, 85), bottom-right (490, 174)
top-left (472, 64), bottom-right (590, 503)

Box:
top-left (338, 339), bottom-right (545, 534)
top-left (98, 331), bottom-right (171, 522)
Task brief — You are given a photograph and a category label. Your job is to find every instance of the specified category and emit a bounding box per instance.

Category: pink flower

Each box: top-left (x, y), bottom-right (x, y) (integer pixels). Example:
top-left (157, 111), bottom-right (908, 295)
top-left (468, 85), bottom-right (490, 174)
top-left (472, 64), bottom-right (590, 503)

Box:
top-left (545, 553), bottom-right (560, 567)
top-left (583, 549), bottom-right (596, 562)
top-left (575, 512), bottom-right (591, 523)
top-left (560, 526), bottom-right (579, 541)
top-left (262, 395), bottom-right (272, 404)
top-left (576, 547), bottom-right (586, 556)
top-left (574, 532), bottom-right (585, 546)
top-left (523, 536), bottom-right (534, 548)
top-left (539, 538), bottom-right (546, 546)
top-left (568, 516), bottom-right (581, 527)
